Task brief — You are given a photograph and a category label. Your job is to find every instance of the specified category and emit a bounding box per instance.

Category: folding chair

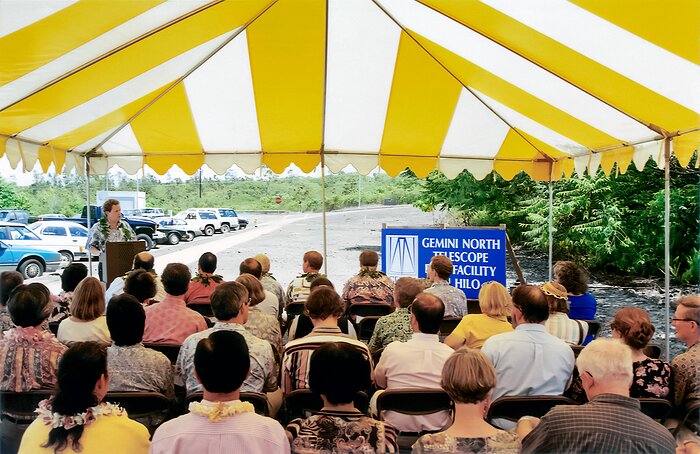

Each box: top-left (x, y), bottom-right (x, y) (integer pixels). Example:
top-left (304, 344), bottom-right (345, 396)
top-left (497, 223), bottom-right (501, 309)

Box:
top-left (143, 343), bottom-right (181, 364)
top-left (467, 299), bottom-right (481, 314)
top-left (189, 303), bottom-right (213, 317)
top-left (280, 389), bottom-right (369, 426)
top-left (48, 321), bottom-right (60, 336)
top-left (487, 395), bottom-right (579, 427)
top-left (439, 318), bottom-right (461, 338)
top-left (285, 302), bottom-right (306, 317)
top-left (372, 347), bottom-right (385, 365)
top-left (357, 316), bottom-right (381, 342)
top-left (185, 392), bottom-right (269, 416)
top-left (570, 344), bottom-right (584, 358)
top-left (674, 400), bottom-right (700, 436)
top-left (643, 344), bottom-right (662, 359)
top-left (0, 390), bottom-right (54, 454)
top-left (105, 391), bottom-right (173, 434)
top-left (348, 303), bottom-right (394, 318)
top-left (581, 320), bottom-right (601, 339)
top-left (376, 388), bottom-right (454, 451)
top-left (637, 397), bottom-right (673, 423)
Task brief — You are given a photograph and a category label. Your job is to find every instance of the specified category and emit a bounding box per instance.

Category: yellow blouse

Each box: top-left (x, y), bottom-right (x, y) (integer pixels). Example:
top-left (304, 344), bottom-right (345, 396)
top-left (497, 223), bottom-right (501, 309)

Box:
top-left (451, 314), bottom-right (513, 349)
top-left (19, 412), bottom-right (150, 454)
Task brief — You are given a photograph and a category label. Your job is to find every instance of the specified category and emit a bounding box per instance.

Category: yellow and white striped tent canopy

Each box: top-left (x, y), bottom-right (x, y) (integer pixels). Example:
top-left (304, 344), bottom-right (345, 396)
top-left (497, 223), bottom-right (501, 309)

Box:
top-left (1, 0), bottom-right (698, 180)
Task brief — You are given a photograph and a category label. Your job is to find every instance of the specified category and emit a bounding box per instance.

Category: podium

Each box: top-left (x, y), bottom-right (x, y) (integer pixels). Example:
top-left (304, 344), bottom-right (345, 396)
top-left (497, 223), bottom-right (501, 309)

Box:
top-left (105, 241), bottom-right (145, 285)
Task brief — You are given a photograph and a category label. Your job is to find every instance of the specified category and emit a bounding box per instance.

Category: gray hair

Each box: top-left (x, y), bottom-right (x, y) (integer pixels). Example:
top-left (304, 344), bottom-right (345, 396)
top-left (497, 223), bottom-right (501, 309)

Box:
top-left (576, 338), bottom-right (633, 384)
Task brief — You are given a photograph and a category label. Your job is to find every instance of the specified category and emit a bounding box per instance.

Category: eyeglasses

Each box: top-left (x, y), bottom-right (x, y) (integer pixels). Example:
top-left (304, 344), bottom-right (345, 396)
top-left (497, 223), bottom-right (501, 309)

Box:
top-left (672, 318), bottom-right (696, 323)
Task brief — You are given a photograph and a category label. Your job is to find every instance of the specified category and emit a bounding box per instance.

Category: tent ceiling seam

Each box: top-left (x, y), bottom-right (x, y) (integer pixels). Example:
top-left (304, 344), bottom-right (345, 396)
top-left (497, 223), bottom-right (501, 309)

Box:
top-left (0, 0), bottom-right (226, 114)
top-left (371, 0), bottom-right (560, 164)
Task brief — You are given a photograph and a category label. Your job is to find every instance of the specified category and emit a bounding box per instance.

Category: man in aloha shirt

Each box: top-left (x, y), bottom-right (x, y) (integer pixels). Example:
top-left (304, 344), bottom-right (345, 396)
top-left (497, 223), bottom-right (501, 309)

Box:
top-left (86, 199), bottom-right (136, 283)
top-left (342, 250), bottom-right (395, 311)
top-left (367, 277), bottom-right (424, 355)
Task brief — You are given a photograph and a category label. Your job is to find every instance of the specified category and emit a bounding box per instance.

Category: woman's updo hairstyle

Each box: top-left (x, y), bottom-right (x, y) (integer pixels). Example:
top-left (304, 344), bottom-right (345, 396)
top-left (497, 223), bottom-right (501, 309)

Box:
top-left (610, 307), bottom-right (655, 350)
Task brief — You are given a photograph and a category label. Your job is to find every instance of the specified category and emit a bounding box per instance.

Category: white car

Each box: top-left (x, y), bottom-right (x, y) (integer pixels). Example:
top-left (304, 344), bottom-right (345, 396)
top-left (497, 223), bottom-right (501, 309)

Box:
top-left (27, 221), bottom-right (92, 266)
top-left (175, 209), bottom-right (223, 236)
top-left (0, 222), bottom-right (84, 267)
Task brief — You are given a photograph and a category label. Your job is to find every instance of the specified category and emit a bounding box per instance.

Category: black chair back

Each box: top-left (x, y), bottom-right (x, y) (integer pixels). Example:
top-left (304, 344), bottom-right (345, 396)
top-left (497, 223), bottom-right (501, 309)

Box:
top-left (185, 392), bottom-right (269, 416)
top-left (570, 344), bottom-right (584, 358)
top-left (0, 390), bottom-right (54, 423)
top-left (348, 303), bottom-right (393, 318)
top-left (281, 389), bottom-right (368, 425)
top-left (48, 322), bottom-right (60, 336)
top-left (439, 318), bottom-right (461, 337)
top-left (286, 302), bottom-right (306, 316)
top-left (487, 395), bottom-right (579, 423)
top-left (104, 391), bottom-right (172, 433)
top-left (581, 320), bottom-right (601, 339)
top-left (467, 299), bottom-right (481, 314)
top-left (143, 343), bottom-right (181, 364)
top-left (189, 303), bottom-right (213, 317)
top-left (357, 316), bottom-right (381, 342)
top-left (643, 344), bottom-right (662, 359)
top-left (638, 397), bottom-right (673, 423)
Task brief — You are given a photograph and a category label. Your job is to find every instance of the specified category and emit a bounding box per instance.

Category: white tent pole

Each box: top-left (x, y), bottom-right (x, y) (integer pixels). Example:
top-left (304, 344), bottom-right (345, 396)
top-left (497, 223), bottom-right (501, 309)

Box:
top-left (85, 157), bottom-right (93, 277)
top-left (664, 137), bottom-right (671, 360)
top-left (548, 175), bottom-right (554, 281)
top-left (321, 157), bottom-right (327, 276)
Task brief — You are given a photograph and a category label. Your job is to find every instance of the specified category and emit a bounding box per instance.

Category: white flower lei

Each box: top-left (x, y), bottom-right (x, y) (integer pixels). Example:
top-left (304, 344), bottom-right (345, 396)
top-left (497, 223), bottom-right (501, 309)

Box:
top-left (188, 400), bottom-right (254, 422)
top-left (36, 399), bottom-right (124, 430)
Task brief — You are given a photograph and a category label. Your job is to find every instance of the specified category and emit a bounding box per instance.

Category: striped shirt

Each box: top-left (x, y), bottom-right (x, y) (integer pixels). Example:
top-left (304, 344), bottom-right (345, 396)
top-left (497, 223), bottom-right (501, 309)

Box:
top-left (521, 393), bottom-right (676, 454)
top-left (0, 326), bottom-right (66, 392)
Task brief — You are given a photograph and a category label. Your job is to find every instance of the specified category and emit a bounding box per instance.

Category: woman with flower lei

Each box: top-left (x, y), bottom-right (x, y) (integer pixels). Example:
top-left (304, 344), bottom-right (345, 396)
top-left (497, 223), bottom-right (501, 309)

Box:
top-left (19, 342), bottom-right (149, 453)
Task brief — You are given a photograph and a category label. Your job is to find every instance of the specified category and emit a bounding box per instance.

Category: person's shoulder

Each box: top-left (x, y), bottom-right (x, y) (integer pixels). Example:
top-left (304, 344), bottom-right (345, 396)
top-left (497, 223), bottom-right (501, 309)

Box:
top-left (181, 328), bottom-right (211, 349)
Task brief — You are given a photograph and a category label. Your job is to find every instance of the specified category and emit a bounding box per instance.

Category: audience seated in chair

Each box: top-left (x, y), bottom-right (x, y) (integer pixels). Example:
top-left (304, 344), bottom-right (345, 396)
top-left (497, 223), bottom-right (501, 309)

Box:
top-left (49, 263), bottom-right (87, 324)
top-left (424, 256), bottom-right (467, 318)
top-left (374, 292), bottom-right (453, 433)
top-left (254, 253), bottom-right (286, 317)
top-left (0, 270), bottom-right (24, 337)
top-left (286, 342), bottom-right (398, 453)
top-left (176, 281), bottom-right (279, 412)
top-left (286, 250), bottom-right (325, 306)
top-left (481, 284), bottom-right (574, 430)
top-left (143, 263), bottom-right (208, 344)
top-left (521, 339), bottom-right (676, 454)
top-left (18, 342), bottom-right (150, 454)
top-left (286, 278), bottom-right (357, 341)
top-left (444, 281), bottom-right (513, 350)
top-left (151, 331), bottom-right (289, 454)
top-left (123, 269), bottom-right (158, 305)
top-left (342, 249), bottom-right (395, 310)
top-left (282, 287), bottom-right (371, 394)
top-left (240, 257), bottom-right (279, 318)
top-left (368, 277), bottom-right (423, 355)
top-left (106, 294), bottom-right (174, 398)
top-left (541, 281), bottom-right (588, 345)
top-left (57, 277), bottom-right (112, 346)
top-left (236, 274), bottom-right (282, 364)
top-left (412, 347), bottom-right (520, 453)
top-left (105, 252), bottom-right (166, 304)
top-left (553, 261), bottom-right (597, 321)
top-left (0, 283), bottom-right (66, 392)
top-left (184, 252), bottom-right (224, 305)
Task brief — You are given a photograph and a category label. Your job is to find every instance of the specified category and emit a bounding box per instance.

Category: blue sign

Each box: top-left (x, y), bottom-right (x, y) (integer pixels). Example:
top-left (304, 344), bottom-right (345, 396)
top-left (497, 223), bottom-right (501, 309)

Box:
top-left (381, 227), bottom-right (507, 299)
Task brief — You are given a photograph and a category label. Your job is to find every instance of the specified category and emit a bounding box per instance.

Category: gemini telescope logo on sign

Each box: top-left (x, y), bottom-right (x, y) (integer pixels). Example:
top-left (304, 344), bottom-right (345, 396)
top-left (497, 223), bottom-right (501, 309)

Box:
top-left (386, 234), bottom-right (419, 277)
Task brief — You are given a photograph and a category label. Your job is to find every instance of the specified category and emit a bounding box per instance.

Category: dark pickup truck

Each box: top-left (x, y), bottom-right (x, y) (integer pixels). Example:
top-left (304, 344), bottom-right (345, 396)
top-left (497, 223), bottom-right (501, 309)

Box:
top-left (69, 206), bottom-right (158, 250)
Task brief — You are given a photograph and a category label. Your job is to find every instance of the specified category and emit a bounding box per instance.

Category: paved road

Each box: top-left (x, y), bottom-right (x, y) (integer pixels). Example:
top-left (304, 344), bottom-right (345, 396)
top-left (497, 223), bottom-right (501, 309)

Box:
top-left (32, 205), bottom-right (440, 294)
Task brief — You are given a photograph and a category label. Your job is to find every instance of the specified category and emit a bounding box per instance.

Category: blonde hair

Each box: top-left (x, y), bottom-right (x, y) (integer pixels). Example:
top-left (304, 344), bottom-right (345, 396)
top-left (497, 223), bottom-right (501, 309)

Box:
top-left (441, 348), bottom-right (496, 404)
top-left (541, 281), bottom-right (569, 314)
top-left (235, 274), bottom-right (266, 306)
top-left (70, 277), bottom-right (105, 321)
top-left (254, 253), bottom-right (271, 273)
top-left (478, 282), bottom-right (512, 317)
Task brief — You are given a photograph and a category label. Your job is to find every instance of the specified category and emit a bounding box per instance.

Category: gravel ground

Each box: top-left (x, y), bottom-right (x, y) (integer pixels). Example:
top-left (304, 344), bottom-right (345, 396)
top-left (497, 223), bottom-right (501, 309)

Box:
top-left (32, 205), bottom-right (688, 359)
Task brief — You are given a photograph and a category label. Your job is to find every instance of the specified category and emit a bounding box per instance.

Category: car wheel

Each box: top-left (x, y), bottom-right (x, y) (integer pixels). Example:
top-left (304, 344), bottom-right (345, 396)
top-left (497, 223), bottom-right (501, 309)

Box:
top-left (186, 231), bottom-right (196, 242)
top-left (204, 225), bottom-right (215, 236)
top-left (59, 250), bottom-right (73, 267)
top-left (167, 232), bottom-right (180, 245)
top-left (19, 259), bottom-right (44, 279)
top-left (136, 233), bottom-right (153, 251)
top-left (220, 223), bottom-right (231, 234)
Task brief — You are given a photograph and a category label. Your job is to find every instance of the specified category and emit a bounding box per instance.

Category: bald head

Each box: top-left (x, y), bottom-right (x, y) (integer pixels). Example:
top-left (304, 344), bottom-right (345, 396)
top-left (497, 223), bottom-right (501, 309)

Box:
top-left (412, 292), bottom-right (445, 334)
top-left (133, 252), bottom-right (154, 271)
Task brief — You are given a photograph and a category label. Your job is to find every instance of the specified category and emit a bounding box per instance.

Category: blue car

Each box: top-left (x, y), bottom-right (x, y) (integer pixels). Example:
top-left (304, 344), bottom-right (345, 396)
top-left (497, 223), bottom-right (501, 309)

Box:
top-left (0, 240), bottom-right (62, 279)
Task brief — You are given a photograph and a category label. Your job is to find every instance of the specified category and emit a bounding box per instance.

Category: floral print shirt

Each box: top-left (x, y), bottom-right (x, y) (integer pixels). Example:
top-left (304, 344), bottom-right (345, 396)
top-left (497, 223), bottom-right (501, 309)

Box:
top-left (287, 409), bottom-right (398, 453)
top-left (86, 217), bottom-right (136, 253)
top-left (244, 307), bottom-right (283, 364)
top-left (367, 308), bottom-right (412, 355)
top-left (107, 343), bottom-right (174, 398)
top-left (672, 342), bottom-right (700, 408)
top-left (342, 270), bottom-right (395, 309)
top-left (424, 281), bottom-right (468, 318)
top-left (413, 430), bottom-right (520, 453)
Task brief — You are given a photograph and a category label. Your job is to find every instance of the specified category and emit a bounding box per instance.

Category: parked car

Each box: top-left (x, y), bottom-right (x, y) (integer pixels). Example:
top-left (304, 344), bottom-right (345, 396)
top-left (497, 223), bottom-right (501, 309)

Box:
top-left (152, 217), bottom-right (193, 245)
top-left (0, 209), bottom-right (30, 224)
top-left (0, 239), bottom-right (62, 279)
top-left (68, 205), bottom-right (157, 250)
top-left (175, 209), bottom-right (222, 236)
top-left (238, 217), bottom-right (249, 229)
top-left (210, 208), bottom-right (239, 233)
top-left (28, 221), bottom-right (92, 265)
top-left (122, 208), bottom-right (165, 218)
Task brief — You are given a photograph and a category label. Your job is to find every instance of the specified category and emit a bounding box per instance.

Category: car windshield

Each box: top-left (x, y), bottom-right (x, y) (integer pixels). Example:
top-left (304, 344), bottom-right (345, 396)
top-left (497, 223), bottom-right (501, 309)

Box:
top-left (0, 212), bottom-right (8, 220)
top-left (9, 226), bottom-right (41, 240)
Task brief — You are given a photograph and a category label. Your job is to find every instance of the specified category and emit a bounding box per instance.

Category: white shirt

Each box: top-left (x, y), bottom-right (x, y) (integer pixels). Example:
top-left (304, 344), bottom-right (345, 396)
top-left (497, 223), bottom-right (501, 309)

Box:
top-left (374, 333), bottom-right (454, 432)
top-left (150, 400), bottom-right (290, 454)
top-left (105, 273), bottom-right (166, 304)
top-left (57, 316), bottom-right (111, 346)
top-left (255, 290), bottom-right (279, 318)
